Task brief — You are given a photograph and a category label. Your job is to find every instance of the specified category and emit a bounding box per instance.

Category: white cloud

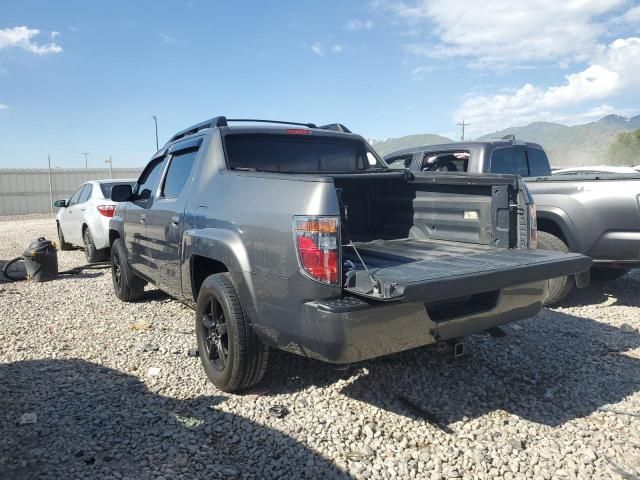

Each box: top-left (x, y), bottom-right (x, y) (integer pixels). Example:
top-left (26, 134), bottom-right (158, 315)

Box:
top-left (50, 31), bottom-right (60, 40)
top-left (309, 42), bottom-right (345, 56)
top-left (621, 5), bottom-right (640, 22)
top-left (346, 19), bottom-right (374, 31)
top-left (380, 0), bottom-right (627, 66)
top-left (0, 103), bottom-right (8, 110)
top-left (160, 33), bottom-right (177, 44)
top-left (0, 26), bottom-right (63, 55)
top-left (311, 42), bottom-right (324, 56)
top-left (455, 37), bottom-right (640, 133)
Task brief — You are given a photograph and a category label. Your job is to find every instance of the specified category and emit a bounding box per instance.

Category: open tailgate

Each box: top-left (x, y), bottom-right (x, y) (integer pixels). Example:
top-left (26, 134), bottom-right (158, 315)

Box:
top-left (343, 239), bottom-right (592, 302)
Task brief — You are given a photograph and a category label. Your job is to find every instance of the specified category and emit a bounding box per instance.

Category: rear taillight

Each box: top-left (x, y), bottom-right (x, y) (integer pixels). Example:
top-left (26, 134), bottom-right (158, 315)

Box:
top-left (294, 216), bottom-right (340, 286)
top-left (529, 204), bottom-right (537, 249)
top-left (97, 205), bottom-right (116, 217)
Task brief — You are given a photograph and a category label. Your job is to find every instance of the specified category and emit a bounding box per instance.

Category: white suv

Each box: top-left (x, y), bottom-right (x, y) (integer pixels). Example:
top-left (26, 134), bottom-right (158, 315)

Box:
top-left (55, 179), bottom-right (136, 262)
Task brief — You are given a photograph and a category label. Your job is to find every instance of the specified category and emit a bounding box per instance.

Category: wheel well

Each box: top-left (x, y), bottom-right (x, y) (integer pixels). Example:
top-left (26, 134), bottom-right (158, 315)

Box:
top-left (537, 218), bottom-right (568, 245)
top-left (191, 255), bottom-right (229, 300)
top-left (109, 230), bottom-right (120, 246)
top-left (82, 223), bottom-right (88, 235)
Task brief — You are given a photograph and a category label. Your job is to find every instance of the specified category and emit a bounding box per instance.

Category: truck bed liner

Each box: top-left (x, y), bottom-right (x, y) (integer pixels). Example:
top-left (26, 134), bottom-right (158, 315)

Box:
top-left (343, 238), bottom-right (591, 302)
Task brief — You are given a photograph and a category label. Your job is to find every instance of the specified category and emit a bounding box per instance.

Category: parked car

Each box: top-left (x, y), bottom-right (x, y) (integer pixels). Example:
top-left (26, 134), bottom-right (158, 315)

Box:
top-left (108, 116), bottom-right (590, 392)
top-left (553, 166), bottom-right (639, 175)
top-left (384, 139), bottom-right (640, 305)
top-left (54, 179), bottom-right (136, 262)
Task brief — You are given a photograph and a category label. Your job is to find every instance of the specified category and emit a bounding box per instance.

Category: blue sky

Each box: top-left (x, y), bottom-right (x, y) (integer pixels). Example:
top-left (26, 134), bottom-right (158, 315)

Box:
top-left (1, 0), bottom-right (639, 168)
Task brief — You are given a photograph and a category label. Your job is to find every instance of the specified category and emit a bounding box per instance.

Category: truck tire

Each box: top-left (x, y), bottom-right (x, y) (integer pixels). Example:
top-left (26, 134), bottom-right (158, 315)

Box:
top-left (57, 223), bottom-right (72, 251)
top-left (537, 231), bottom-right (574, 306)
top-left (591, 266), bottom-right (630, 282)
top-left (195, 273), bottom-right (269, 392)
top-left (110, 238), bottom-right (146, 302)
top-left (83, 228), bottom-right (108, 263)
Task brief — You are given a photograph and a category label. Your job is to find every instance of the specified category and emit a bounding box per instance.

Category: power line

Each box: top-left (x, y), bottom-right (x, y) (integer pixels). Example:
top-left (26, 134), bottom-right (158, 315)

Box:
top-left (456, 120), bottom-right (470, 141)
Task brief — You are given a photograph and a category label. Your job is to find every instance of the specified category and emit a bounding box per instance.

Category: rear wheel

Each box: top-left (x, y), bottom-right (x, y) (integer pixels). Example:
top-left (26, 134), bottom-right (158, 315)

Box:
top-left (537, 231), bottom-right (574, 306)
top-left (110, 238), bottom-right (146, 302)
top-left (591, 266), bottom-right (630, 282)
top-left (83, 228), bottom-right (107, 263)
top-left (195, 273), bottom-right (268, 392)
top-left (57, 223), bottom-right (72, 251)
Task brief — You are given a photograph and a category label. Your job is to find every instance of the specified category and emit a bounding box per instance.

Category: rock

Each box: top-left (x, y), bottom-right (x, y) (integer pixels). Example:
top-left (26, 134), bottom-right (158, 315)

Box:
top-left (140, 343), bottom-right (159, 353)
top-left (620, 323), bottom-right (636, 333)
top-left (147, 367), bottom-right (161, 377)
top-left (187, 348), bottom-right (198, 357)
top-left (19, 413), bottom-right (37, 425)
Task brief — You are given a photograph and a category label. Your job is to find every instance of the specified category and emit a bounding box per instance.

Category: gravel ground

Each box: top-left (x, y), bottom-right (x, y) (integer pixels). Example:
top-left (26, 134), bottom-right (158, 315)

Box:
top-left (1, 216), bottom-right (639, 480)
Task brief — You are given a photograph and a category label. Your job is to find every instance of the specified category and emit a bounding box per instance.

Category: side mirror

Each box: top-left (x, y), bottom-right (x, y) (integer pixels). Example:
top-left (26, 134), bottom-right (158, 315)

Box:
top-left (111, 184), bottom-right (133, 202)
top-left (53, 199), bottom-right (67, 208)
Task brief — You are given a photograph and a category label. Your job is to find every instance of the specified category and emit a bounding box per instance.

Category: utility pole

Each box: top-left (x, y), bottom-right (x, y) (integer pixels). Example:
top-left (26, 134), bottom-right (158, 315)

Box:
top-left (81, 152), bottom-right (90, 169)
top-left (457, 120), bottom-right (470, 141)
top-left (48, 155), bottom-right (53, 214)
top-left (105, 156), bottom-right (113, 178)
top-left (153, 115), bottom-right (159, 151)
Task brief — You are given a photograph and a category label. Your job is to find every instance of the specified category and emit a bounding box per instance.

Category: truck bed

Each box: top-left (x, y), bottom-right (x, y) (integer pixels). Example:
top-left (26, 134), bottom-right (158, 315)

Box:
top-left (343, 238), bottom-right (591, 302)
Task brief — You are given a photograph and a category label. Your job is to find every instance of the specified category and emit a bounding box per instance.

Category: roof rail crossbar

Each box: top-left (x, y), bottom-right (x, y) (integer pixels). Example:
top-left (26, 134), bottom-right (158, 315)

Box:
top-left (168, 116), bottom-right (228, 143)
top-left (319, 123), bottom-right (352, 133)
top-left (226, 118), bottom-right (318, 128)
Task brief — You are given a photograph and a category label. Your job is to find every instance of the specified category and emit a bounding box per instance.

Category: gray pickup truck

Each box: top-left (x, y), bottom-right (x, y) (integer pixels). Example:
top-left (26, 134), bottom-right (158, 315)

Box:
top-left (385, 139), bottom-right (640, 305)
top-left (109, 117), bottom-right (590, 391)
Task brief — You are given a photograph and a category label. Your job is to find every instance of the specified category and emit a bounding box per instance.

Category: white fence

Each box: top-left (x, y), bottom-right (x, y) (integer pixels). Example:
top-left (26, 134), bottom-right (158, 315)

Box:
top-left (0, 168), bottom-right (143, 216)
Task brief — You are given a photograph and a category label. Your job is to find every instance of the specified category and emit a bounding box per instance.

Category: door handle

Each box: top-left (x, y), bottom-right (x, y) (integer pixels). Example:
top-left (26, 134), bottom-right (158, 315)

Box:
top-left (171, 215), bottom-right (180, 225)
top-left (140, 214), bottom-right (146, 223)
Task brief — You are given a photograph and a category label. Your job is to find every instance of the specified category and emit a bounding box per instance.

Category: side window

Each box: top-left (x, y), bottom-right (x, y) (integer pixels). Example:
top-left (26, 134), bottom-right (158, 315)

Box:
top-left (78, 184), bottom-right (93, 203)
top-left (161, 149), bottom-right (198, 198)
top-left (526, 147), bottom-right (551, 176)
top-left (67, 186), bottom-right (84, 206)
top-left (385, 154), bottom-right (413, 170)
top-left (490, 148), bottom-right (528, 176)
top-left (134, 157), bottom-right (167, 204)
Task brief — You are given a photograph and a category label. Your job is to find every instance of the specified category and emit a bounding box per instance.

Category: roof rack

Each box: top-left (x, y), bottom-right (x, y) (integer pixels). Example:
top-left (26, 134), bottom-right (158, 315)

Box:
top-left (168, 116), bottom-right (228, 143)
top-left (167, 116), bottom-right (352, 144)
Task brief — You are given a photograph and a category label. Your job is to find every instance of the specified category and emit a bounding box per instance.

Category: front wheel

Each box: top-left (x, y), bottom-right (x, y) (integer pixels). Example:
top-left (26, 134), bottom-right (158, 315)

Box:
top-left (57, 223), bottom-right (72, 251)
top-left (110, 238), bottom-right (146, 302)
top-left (195, 273), bottom-right (268, 392)
top-left (537, 231), bottom-right (574, 306)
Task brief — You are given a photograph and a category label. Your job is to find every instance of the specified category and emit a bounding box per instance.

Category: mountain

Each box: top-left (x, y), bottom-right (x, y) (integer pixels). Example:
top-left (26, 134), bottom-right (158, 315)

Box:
top-left (370, 114), bottom-right (640, 167)
top-left (370, 133), bottom-right (452, 157)
top-left (478, 115), bottom-right (640, 166)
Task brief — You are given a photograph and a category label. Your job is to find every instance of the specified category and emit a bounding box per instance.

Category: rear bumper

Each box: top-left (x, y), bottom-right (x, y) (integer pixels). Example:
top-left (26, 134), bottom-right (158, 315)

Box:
top-left (87, 215), bottom-right (111, 250)
top-left (293, 281), bottom-right (546, 363)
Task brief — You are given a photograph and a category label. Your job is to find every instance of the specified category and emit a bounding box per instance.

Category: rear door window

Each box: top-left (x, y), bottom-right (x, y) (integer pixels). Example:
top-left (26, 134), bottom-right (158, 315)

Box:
top-left (490, 147), bottom-right (528, 176)
top-left (162, 149), bottom-right (198, 198)
top-left (421, 151), bottom-right (470, 172)
top-left (78, 184), bottom-right (93, 203)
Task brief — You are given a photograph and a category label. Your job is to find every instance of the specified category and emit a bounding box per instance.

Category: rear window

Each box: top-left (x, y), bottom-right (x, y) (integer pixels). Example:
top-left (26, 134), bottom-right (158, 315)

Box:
top-left (526, 147), bottom-right (551, 176)
top-left (224, 134), bottom-right (384, 172)
top-left (490, 147), bottom-right (528, 176)
top-left (100, 182), bottom-right (136, 199)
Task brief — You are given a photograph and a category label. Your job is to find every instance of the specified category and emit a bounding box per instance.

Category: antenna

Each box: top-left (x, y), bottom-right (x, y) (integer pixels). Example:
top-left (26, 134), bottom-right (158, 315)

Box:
top-left (456, 120), bottom-right (470, 141)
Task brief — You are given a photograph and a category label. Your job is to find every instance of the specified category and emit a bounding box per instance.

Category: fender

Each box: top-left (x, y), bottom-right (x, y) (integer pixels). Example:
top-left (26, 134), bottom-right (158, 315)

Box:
top-left (535, 206), bottom-right (583, 253)
top-left (182, 227), bottom-right (261, 326)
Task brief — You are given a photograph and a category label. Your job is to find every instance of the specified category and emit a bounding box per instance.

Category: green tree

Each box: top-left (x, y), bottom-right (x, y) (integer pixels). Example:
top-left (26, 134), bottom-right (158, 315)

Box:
top-left (607, 128), bottom-right (640, 166)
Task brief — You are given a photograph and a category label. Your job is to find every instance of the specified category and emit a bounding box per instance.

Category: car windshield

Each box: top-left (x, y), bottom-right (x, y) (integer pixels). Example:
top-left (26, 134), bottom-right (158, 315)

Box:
top-left (100, 182), bottom-right (135, 199)
top-left (224, 134), bottom-right (387, 173)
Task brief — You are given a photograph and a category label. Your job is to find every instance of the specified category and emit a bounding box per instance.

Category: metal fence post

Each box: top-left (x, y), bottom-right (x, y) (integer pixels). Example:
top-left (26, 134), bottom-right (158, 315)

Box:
top-left (48, 155), bottom-right (53, 214)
